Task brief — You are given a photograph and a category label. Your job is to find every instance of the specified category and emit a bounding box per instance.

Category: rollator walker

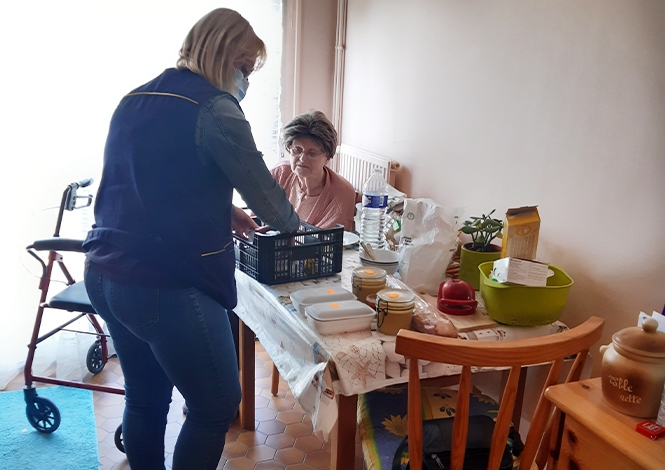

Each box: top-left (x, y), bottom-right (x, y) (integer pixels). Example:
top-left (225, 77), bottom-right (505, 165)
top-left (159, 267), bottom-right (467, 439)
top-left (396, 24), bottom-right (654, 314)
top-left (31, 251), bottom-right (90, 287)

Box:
top-left (23, 178), bottom-right (124, 451)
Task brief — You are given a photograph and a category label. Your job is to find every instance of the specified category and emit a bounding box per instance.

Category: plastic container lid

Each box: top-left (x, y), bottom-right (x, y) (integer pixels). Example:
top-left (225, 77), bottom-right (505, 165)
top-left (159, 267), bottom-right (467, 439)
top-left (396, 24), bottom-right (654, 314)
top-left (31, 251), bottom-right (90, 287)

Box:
top-left (305, 300), bottom-right (376, 322)
top-left (290, 287), bottom-right (356, 314)
top-left (613, 318), bottom-right (665, 358)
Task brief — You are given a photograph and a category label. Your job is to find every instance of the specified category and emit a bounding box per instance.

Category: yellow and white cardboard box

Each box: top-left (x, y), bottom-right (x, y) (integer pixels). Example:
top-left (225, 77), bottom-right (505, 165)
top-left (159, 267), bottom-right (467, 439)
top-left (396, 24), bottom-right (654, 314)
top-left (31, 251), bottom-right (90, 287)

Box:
top-left (500, 206), bottom-right (540, 260)
top-left (490, 257), bottom-right (549, 287)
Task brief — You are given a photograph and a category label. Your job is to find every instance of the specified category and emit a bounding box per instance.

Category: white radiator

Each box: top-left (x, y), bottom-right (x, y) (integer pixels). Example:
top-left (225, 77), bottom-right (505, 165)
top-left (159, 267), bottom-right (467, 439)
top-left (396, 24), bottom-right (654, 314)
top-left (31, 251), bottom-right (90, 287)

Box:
top-left (330, 144), bottom-right (401, 193)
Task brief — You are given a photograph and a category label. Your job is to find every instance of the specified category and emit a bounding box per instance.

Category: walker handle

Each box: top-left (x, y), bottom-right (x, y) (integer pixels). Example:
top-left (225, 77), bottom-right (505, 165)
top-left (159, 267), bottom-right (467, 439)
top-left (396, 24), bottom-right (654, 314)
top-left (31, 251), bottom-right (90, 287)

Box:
top-left (74, 178), bottom-right (93, 189)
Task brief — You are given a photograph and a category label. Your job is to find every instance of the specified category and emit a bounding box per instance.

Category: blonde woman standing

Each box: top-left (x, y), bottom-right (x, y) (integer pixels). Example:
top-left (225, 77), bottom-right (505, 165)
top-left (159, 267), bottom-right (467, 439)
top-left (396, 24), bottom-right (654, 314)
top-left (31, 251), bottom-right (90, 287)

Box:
top-left (83, 9), bottom-right (299, 470)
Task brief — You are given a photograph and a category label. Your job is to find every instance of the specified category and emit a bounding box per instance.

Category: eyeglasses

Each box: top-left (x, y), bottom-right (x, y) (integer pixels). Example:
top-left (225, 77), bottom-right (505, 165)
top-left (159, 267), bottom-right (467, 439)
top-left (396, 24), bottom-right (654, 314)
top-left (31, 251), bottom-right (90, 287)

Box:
top-left (287, 146), bottom-right (326, 159)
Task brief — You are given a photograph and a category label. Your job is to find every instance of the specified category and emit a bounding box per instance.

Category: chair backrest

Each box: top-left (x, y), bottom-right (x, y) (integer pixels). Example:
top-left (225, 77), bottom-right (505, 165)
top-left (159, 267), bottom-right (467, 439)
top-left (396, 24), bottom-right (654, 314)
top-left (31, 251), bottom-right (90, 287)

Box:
top-left (395, 316), bottom-right (605, 470)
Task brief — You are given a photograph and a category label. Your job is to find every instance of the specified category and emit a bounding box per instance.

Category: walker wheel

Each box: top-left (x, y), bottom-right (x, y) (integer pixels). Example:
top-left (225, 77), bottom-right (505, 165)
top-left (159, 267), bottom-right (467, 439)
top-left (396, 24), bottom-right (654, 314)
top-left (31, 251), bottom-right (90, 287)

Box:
top-left (26, 396), bottom-right (61, 433)
top-left (86, 339), bottom-right (105, 374)
top-left (115, 423), bottom-right (125, 452)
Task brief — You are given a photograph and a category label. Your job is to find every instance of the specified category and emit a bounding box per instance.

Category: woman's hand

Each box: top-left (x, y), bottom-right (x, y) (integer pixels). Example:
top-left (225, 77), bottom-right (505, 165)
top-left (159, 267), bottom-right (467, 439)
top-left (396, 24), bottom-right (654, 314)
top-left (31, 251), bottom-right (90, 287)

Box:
top-left (232, 206), bottom-right (259, 239)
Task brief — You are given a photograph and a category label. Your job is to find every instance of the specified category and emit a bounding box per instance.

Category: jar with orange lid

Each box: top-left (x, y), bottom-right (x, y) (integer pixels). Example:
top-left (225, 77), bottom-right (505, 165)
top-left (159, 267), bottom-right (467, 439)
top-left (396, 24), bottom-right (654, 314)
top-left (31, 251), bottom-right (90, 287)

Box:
top-left (376, 288), bottom-right (415, 335)
top-left (351, 267), bottom-right (387, 307)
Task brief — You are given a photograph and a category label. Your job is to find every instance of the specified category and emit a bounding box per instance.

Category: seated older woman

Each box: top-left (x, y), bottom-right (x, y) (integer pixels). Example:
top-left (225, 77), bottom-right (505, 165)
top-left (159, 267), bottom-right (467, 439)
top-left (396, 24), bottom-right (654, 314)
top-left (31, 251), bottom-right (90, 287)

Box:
top-left (271, 110), bottom-right (356, 231)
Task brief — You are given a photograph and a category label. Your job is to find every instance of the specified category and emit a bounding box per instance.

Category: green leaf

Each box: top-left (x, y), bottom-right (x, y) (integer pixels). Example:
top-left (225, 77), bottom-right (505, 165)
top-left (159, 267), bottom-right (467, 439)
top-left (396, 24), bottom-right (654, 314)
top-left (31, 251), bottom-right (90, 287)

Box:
top-left (462, 210), bottom-right (504, 247)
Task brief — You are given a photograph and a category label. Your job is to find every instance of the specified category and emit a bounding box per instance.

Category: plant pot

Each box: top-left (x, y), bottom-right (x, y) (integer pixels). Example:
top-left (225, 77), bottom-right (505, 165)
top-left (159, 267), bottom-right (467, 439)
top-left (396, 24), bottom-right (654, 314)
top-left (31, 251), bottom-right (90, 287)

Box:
top-left (458, 243), bottom-right (501, 291)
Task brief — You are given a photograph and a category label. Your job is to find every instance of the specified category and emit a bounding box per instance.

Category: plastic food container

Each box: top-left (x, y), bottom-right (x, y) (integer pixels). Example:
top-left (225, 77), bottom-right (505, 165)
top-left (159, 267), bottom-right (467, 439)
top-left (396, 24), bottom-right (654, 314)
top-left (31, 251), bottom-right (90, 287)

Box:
top-left (305, 300), bottom-right (376, 335)
top-left (478, 261), bottom-right (573, 326)
top-left (290, 287), bottom-right (356, 314)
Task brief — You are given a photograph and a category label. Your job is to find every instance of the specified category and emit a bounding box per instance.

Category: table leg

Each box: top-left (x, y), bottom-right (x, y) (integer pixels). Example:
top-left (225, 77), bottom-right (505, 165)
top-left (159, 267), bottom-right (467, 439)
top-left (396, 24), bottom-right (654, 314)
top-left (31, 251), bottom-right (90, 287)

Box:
top-left (238, 319), bottom-right (255, 430)
top-left (330, 393), bottom-right (358, 470)
top-left (271, 364), bottom-right (280, 396)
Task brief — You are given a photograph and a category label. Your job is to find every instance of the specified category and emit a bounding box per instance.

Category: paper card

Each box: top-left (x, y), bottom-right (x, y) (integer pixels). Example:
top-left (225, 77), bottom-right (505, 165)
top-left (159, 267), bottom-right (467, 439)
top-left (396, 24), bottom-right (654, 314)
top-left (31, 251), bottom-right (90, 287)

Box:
top-left (490, 257), bottom-right (548, 287)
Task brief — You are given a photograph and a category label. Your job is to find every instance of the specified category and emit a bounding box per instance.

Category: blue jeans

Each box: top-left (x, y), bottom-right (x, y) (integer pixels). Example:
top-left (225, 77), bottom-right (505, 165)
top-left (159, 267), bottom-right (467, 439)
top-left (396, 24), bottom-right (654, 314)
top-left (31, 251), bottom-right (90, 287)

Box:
top-left (84, 262), bottom-right (241, 470)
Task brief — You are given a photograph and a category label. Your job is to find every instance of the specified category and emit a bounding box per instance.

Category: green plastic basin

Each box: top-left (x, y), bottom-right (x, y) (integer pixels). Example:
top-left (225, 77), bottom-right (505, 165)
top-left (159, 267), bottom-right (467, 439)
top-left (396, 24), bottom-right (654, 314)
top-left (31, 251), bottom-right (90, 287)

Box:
top-left (478, 261), bottom-right (573, 326)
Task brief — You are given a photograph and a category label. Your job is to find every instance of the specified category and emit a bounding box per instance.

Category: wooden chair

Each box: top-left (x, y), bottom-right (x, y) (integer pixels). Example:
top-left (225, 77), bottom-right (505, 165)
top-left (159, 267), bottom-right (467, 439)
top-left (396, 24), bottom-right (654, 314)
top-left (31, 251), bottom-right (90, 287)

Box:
top-left (390, 316), bottom-right (604, 470)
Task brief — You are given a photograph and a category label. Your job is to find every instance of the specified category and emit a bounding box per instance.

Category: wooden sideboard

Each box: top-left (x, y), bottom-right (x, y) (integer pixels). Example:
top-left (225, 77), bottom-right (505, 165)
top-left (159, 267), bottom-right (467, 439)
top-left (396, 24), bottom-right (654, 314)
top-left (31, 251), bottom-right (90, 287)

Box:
top-left (545, 377), bottom-right (665, 470)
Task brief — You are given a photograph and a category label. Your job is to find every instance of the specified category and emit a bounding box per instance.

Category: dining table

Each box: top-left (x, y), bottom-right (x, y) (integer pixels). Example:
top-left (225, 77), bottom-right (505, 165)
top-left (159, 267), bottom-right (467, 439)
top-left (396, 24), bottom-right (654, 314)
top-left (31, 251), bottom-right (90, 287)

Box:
top-left (233, 247), bottom-right (568, 469)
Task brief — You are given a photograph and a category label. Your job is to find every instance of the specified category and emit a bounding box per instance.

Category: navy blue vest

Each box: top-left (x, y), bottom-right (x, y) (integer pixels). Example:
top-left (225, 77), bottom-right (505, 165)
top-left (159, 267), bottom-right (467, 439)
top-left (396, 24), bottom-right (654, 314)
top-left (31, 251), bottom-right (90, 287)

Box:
top-left (85, 69), bottom-right (239, 309)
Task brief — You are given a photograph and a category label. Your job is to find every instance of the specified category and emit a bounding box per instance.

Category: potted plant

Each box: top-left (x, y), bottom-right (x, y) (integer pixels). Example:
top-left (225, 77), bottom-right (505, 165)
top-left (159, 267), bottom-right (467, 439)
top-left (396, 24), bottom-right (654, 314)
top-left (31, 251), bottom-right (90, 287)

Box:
top-left (458, 209), bottom-right (503, 290)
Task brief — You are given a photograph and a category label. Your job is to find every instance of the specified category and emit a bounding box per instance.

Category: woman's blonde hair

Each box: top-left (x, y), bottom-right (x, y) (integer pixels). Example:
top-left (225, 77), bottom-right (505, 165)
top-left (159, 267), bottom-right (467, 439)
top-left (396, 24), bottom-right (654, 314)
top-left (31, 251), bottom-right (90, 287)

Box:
top-left (177, 8), bottom-right (266, 94)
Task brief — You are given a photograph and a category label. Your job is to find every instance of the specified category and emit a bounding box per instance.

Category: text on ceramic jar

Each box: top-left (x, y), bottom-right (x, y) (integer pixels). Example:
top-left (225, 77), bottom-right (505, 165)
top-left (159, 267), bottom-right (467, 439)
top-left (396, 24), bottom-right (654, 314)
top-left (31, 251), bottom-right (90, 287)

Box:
top-left (609, 375), bottom-right (642, 404)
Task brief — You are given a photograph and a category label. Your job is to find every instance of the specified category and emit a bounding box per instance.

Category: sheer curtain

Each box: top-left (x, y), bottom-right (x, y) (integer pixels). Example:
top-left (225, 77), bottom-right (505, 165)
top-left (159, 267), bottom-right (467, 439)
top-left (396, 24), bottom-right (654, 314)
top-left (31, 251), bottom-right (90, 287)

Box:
top-left (0, 0), bottom-right (283, 388)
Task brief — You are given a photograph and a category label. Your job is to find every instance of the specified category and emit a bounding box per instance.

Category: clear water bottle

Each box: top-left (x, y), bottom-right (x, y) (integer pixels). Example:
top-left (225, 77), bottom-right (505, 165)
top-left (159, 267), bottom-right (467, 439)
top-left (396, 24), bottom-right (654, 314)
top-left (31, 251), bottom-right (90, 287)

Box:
top-left (360, 168), bottom-right (388, 250)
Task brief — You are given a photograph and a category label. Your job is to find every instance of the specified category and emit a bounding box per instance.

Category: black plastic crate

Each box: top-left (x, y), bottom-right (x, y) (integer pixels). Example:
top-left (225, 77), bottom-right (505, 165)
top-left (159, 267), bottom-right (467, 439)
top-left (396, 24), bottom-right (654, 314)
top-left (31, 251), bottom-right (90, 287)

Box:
top-left (234, 222), bottom-right (344, 285)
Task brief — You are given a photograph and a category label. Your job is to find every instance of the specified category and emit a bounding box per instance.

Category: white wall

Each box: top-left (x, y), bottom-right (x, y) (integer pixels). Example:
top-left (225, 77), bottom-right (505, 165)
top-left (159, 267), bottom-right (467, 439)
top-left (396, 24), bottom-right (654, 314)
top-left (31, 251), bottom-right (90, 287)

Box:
top-left (335, 0), bottom-right (665, 374)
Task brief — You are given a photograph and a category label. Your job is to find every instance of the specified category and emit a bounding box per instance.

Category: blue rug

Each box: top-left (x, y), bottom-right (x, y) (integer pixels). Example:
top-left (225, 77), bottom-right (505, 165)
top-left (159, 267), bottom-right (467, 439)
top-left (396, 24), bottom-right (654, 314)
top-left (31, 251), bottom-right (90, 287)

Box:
top-left (0, 386), bottom-right (100, 470)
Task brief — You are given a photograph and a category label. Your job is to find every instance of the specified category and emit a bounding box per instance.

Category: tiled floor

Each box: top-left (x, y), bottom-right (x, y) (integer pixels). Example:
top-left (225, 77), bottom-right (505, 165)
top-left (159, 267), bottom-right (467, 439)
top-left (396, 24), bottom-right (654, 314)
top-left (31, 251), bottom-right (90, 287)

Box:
top-left (5, 341), bottom-right (366, 469)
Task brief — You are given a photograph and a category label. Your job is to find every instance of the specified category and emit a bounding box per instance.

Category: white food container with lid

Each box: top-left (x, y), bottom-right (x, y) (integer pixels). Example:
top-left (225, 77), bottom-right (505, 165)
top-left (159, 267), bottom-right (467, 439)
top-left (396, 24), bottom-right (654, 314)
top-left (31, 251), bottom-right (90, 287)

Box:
top-left (305, 300), bottom-right (376, 335)
top-left (290, 287), bottom-right (356, 314)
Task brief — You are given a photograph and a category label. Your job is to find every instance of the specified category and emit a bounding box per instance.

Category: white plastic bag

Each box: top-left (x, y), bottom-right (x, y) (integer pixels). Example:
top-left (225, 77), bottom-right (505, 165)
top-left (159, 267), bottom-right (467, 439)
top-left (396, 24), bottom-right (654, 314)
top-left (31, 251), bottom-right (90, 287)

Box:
top-left (398, 199), bottom-right (463, 295)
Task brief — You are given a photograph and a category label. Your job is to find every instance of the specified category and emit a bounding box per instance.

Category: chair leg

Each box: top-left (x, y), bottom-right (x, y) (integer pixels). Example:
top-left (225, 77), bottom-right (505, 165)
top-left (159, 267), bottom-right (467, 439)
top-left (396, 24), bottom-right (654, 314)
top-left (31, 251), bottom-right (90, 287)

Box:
top-left (271, 364), bottom-right (280, 396)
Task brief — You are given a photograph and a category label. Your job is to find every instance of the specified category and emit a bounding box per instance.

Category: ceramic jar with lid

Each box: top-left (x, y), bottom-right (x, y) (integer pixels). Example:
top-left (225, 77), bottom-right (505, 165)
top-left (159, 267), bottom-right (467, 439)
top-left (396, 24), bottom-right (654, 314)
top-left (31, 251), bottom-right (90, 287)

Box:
top-left (352, 267), bottom-right (387, 307)
top-left (599, 317), bottom-right (665, 418)
top-left (376, 288), bottom-right (415, 335)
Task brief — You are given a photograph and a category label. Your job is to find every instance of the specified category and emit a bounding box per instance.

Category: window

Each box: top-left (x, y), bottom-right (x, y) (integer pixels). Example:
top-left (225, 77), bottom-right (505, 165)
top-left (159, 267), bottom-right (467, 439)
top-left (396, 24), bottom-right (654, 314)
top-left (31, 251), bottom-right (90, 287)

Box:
top-left (0, 0), bottom-right (283, 388)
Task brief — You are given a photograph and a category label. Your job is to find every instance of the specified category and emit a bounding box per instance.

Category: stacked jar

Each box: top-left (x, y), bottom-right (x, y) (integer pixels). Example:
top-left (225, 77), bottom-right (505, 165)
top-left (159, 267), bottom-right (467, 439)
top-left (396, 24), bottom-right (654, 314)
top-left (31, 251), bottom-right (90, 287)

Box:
top-left (376, 289), bottom-right (415, 335)
top-left (351, 267), bottom-right (387, 308)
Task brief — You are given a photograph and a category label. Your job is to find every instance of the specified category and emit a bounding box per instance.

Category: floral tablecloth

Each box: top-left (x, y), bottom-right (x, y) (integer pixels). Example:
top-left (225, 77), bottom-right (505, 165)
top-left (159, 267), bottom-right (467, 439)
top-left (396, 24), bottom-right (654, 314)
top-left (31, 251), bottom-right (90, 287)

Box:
top-left (234, 248), bottom-right (567, 438)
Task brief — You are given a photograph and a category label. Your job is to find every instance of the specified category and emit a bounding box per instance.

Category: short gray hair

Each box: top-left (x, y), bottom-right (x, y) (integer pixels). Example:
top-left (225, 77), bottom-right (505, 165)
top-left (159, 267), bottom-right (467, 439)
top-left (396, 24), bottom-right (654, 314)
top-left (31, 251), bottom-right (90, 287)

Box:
top-left (282, 110), bottom-right (338, 159)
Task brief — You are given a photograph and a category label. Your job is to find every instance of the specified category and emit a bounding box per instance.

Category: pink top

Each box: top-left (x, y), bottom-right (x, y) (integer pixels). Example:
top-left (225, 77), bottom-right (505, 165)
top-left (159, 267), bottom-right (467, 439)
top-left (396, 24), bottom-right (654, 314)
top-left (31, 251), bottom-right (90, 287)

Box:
top-left (270, 160), bottom-right (356, 231)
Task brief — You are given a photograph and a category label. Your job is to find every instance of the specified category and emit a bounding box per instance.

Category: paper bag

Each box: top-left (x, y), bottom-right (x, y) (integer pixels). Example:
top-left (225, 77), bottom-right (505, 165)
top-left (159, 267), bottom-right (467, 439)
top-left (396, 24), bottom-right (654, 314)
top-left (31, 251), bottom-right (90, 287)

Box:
top-left (398, 199), bottom-right (462, 295)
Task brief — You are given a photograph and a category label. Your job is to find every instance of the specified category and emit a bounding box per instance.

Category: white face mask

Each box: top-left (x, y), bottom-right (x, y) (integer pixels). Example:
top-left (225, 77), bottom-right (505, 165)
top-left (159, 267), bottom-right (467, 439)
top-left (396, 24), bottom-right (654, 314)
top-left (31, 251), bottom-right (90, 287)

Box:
top-left (233, 68), bottom-right (250, 101)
